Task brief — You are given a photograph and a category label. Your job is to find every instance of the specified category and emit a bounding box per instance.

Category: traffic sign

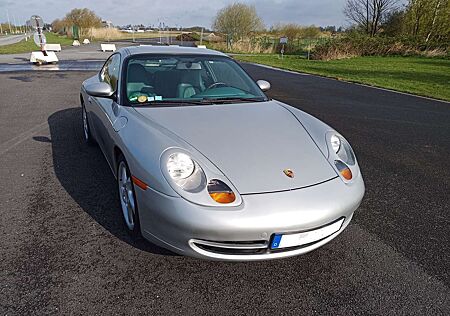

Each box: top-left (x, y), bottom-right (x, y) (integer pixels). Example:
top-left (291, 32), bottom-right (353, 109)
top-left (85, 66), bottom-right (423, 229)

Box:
top-left (33, 32), bottom-right (47, 46)
top-left (280, 37), bottom-right (288, 44)
top-left (30, 15), bottom-right (44, 29)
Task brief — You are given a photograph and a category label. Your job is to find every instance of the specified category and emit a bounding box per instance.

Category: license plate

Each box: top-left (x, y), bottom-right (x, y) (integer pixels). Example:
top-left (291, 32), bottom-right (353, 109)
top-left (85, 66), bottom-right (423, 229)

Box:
top-left (270, 218), bottom-right (345, 249)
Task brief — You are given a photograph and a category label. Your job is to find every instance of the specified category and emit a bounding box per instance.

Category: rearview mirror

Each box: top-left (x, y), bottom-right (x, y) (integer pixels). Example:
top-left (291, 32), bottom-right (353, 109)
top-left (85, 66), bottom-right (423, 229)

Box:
top-left (257, 80), bottom-right (271, 92)
top-left (85, 82), bottom-right (114, 98)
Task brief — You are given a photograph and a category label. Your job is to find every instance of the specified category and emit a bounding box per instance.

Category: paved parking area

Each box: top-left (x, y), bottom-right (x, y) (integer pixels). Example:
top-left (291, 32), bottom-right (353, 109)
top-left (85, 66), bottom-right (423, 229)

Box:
top-left (0, 42), bottom-right (127, 65)
top-left (0, 66), bottom-right (449, 315)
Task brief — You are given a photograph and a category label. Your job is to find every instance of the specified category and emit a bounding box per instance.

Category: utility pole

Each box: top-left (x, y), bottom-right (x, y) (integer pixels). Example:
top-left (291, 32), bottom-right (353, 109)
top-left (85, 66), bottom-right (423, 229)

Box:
top-left (12, 14), bottom-right (18, 34)
top-left (6, 9), bottom-right (12, 34)
top-left (180, 25), bottom-right (183, 46)
top-left (200, 27), bottom-right (203, 45)
top-left (18, 17), bottom-right (22, 34)
top-left (166, 24), bottom-right (169, 44)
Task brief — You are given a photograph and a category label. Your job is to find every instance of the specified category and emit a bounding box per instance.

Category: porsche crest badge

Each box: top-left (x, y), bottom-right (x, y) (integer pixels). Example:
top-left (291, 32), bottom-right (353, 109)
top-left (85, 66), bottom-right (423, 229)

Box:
top-left (283, 169), bottom-right (294, 178)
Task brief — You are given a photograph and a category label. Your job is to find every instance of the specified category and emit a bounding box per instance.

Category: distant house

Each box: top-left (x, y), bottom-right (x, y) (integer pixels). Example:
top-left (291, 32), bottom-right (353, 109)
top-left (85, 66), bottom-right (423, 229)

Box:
top-left (102, 20), bottom-right (113, 28)
top-left (206, 33), bottom-right (223, 42)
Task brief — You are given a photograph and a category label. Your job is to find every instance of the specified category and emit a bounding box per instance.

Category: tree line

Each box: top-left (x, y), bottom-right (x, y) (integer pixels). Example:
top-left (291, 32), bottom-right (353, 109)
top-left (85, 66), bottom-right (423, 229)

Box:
top-left (212, 3), bottom-right (331, 43)
top-left (344, 0), bottom-right (449, 43)
top-left (211, 1), bottom-right (448, 58)
top-left (212, 1), bottom-right (448, 45)
top-left (52, 8), bottom-right (102, 37)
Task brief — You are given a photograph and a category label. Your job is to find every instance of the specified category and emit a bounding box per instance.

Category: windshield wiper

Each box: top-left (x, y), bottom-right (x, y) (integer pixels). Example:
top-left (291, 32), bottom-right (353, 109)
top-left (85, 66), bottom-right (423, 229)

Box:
top-left (133, 97), bottom-right (266, 107)
top-left (202, 97), bottom-right (267, 104)
top-left (134, 99), bottom-right (213, 106)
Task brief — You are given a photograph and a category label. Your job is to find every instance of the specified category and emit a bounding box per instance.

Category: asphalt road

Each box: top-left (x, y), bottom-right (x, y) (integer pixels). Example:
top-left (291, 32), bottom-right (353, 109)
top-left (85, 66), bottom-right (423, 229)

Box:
top-left (0, 34), bottom-right (30, 46)
top-left (0, 38), bottom-right (193, 65)
top-left (0, 66), bottom-right (449, 315)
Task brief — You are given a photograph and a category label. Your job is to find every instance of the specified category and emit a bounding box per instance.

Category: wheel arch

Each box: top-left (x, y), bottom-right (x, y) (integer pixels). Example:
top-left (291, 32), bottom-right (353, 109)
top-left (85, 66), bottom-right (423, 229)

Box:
top-left (113, 145), bottom-right (124, 178)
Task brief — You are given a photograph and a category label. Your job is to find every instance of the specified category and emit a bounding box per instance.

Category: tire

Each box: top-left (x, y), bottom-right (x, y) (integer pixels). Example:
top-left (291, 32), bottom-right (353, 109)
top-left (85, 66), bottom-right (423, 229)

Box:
top-left (117, 155), bottom-right (141, 238)
top-left (81, 102), bottom-right (96, 146)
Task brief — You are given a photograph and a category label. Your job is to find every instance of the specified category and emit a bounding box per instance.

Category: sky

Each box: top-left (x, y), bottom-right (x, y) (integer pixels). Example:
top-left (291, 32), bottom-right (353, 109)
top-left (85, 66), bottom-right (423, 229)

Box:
top-left (0, 0), bottom-right (349, 28)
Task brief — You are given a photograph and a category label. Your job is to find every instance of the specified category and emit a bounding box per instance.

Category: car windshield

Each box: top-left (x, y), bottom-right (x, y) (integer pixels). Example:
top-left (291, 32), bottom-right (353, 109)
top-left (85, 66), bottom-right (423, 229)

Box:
top-left (124, 54), bottom-right (268, 106)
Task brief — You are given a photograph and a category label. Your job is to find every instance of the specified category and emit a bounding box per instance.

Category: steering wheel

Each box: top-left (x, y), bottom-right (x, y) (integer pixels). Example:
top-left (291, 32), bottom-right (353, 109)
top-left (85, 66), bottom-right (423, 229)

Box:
top-left (206, 82), bottom-right (228, 90)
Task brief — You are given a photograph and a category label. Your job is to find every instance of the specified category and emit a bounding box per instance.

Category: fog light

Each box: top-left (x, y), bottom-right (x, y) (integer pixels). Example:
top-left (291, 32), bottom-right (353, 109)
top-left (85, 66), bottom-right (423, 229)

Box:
top-left (335, 160), bottom-right (352, 180)
top-left (207, 179), bottom-right (236, 204)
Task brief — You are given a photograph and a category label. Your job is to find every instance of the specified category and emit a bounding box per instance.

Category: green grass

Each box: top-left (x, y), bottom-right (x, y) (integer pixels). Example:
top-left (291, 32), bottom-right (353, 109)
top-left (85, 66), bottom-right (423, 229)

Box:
top-left (0, 32), bottom-right (74, 54)
top-left (234, 54), bottom-right (450, 102)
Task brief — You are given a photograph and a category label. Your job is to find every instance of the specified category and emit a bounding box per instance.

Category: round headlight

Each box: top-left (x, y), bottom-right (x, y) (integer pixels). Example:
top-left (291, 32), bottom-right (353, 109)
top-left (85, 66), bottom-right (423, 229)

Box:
top-left (330, 134), bottom-right (341, 153)
top-left (167, 153), bottom-right (195, 180)
top-left (330, 134), bottom-right (356, 166)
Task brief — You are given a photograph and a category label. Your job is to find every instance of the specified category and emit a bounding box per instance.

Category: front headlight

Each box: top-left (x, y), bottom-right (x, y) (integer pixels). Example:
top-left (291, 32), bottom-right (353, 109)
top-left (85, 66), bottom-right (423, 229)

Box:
top-left (166, 152), bottom-right (206, 193)
top-left (327, 133), bottom-right (359, 182)
top-left (161, 149), bottom-right (241, 206)
top-left (330, 134), bottom-right (341, 153)
top-left (330, 134), bottom-right (355, 166)
top-left (167, 152), bottom-right (195, 180)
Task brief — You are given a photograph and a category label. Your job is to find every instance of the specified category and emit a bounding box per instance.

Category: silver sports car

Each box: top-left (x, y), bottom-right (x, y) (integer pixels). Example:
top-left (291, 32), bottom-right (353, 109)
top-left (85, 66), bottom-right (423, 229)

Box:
top-left (80, 46), bottom-right (365, 261)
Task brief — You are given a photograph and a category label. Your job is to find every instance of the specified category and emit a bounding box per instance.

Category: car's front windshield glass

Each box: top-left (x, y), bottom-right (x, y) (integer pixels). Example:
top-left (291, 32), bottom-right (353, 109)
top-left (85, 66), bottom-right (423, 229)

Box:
top-left (124, 54), bottom-right (268, 106)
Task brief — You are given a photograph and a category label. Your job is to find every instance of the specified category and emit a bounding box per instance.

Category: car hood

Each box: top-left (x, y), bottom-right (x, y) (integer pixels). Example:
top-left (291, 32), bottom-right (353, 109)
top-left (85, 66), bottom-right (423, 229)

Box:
top-left (135, 101), bottom-right (337, 194)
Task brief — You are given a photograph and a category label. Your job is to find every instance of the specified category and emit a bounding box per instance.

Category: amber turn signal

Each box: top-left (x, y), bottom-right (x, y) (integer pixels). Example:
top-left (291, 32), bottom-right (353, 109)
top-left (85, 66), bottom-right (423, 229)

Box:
top-left (334, 160), bottom-right (353, 181)
top-left (132, 175), bottom-right (148, 190)
top-left (209, 192), bottom-right (236, 204)
top-left (207, 179), bottom-right (236, 204)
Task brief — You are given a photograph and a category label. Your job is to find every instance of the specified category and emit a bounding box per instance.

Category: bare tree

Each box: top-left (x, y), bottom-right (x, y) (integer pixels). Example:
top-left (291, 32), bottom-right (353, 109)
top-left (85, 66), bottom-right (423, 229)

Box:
top-left (344, 0), bottom-right (399, 36)
top-left (213, 3), bottom-right (263, 43)
top-left (404, 0), bottom-right (449, 43)
top-left (408, 0), bottom-right (427, 36)
top-left (344, 0), bottom-right (371, 34)
top-left (425, 0), bottom-right (443, 42)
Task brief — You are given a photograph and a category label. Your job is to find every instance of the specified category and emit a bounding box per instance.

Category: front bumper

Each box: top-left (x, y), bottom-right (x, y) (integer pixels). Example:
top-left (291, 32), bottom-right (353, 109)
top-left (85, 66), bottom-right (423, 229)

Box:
top-left (135, 175), bottom-right (364, 261)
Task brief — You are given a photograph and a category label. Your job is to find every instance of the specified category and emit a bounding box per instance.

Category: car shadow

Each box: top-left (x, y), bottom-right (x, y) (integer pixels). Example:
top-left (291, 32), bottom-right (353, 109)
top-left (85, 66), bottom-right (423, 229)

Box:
top-left (47, 107), bottom-right (176, 256)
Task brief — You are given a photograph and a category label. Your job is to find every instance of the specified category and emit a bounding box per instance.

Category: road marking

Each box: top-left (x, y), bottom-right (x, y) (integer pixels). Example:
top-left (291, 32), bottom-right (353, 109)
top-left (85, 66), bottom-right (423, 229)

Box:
top-left (246, 62), bottom-right (310, 76)
top-left (0, 122), bottom-right (48, 156)
top-left (246, 62), bottom-right (450, 104)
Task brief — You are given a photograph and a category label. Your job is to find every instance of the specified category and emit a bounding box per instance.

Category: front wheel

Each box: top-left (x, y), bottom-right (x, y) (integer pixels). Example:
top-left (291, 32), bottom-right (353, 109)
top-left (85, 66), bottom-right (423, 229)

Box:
top-left (117, 155), bottom-right (141, 237)
top-left (81, 103), bottom-right (95, 145)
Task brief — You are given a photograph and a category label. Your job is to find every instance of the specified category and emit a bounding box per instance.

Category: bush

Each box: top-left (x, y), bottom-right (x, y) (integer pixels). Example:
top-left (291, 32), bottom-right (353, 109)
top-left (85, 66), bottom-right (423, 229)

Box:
top-left (275, 38), bottom-right (328, 55)
top-left (313, 34), bottom-right (449, 60)
top-left (176, 33), bottom-right (200, 42)
top-left (208, 36), bottom-right (329, 55)
top-left (208, 39), bottom-right (274, 54)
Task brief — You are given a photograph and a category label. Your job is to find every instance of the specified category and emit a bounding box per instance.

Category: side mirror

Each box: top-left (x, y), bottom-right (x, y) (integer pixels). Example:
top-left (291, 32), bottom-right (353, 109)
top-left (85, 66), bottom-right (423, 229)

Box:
top-left (257, 80), bottom-right (271, 92)
top-left (85, 82), bottom-right (114, 98)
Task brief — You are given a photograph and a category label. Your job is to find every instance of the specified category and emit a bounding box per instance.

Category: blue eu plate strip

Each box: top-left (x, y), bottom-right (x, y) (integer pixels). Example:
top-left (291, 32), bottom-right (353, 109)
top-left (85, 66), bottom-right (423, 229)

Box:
top-left (271, 235), bottom-right (282, 249)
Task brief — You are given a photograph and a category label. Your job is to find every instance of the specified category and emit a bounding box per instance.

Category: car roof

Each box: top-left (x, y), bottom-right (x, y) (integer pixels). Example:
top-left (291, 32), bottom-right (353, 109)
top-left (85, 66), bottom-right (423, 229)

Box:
top-left (119, 45), bottom-right (228, 57)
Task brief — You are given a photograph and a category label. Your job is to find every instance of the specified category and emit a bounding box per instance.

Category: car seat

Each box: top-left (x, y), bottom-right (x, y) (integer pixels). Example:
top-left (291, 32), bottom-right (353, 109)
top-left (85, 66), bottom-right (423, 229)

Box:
top-left (127, 63), bottom-right (154, 99)
top-left (176, 62), bottom-right (203, 98)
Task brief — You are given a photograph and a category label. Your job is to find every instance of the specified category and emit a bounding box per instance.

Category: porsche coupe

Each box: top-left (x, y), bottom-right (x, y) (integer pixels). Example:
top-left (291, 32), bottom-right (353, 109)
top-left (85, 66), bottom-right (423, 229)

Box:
top-left (80, 45), bottom-right (365, 261)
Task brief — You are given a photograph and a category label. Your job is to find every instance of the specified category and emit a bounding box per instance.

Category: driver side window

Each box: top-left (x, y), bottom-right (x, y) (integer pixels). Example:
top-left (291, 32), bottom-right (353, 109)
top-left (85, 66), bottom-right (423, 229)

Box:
top-left (100, 54), bottom-right (121, 91)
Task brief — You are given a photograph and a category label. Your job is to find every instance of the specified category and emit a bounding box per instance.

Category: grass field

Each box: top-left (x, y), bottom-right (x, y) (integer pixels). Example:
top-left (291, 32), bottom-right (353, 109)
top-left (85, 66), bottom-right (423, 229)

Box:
top-left (0, 33), bottom-right (73, 54)
top-left (234, 54), bottom-right (450, 102)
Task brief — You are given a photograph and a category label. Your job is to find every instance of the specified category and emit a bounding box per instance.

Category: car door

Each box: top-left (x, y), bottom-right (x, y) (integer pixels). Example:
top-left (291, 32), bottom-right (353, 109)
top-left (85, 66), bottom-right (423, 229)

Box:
top-left (89, 53), bottom-right (122, 167)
